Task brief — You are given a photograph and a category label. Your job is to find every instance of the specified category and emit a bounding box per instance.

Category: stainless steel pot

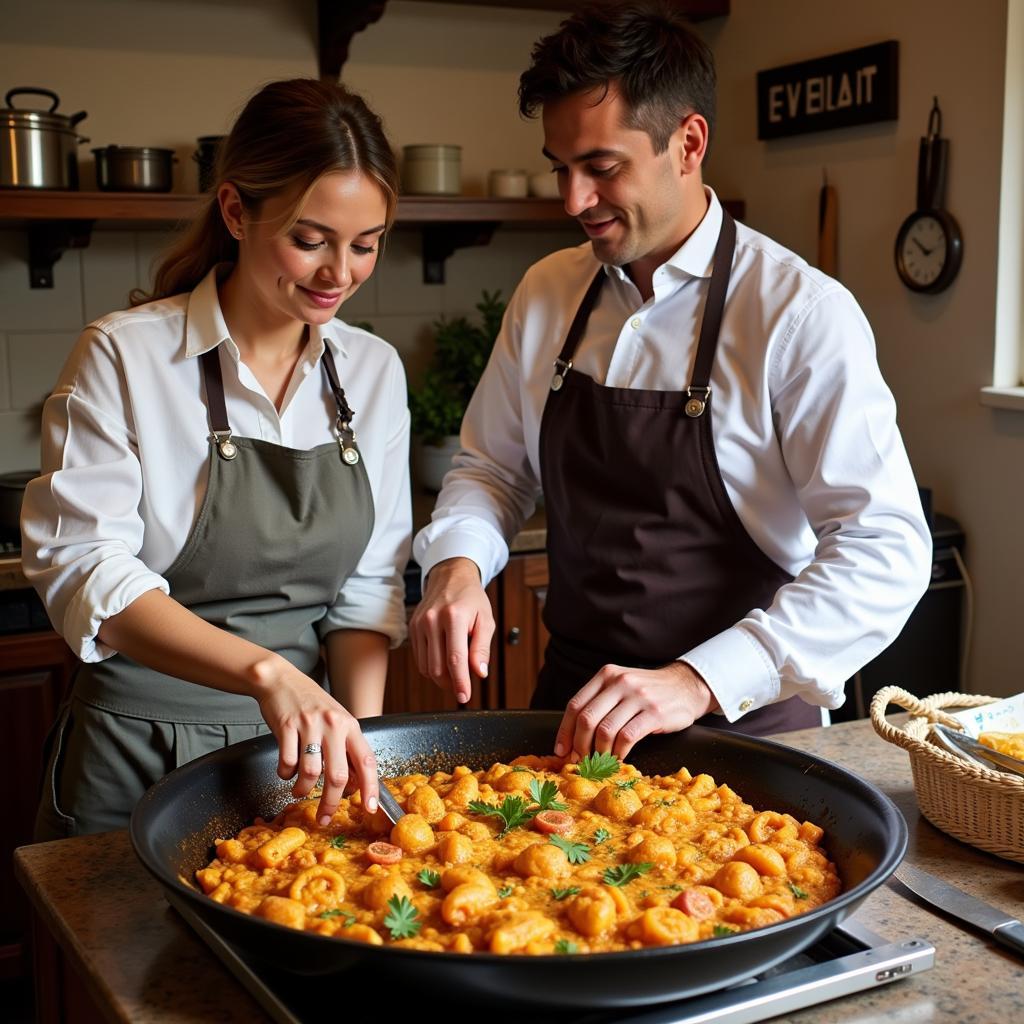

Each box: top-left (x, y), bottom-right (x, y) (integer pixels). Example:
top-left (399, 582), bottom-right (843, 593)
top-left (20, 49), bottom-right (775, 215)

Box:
top-left (1, 88), bottom-right (88, 190)
top-left (93, 146), bottom-right (176, 193)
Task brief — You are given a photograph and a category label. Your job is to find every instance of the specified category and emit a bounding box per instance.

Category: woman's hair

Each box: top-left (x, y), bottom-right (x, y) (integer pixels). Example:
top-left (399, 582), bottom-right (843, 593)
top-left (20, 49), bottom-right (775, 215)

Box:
top-left (517, 0), bottom-right (716, 155)
top-left (133, 79), bottom-right (398, 304)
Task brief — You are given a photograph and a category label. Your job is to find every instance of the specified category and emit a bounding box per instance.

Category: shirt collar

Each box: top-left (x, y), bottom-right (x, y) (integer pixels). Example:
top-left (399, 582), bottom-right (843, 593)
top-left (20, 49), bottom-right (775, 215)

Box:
top-left (185, 264), bottom-right (349, 361)
top-left (601, 185), bottom-right (724, 286)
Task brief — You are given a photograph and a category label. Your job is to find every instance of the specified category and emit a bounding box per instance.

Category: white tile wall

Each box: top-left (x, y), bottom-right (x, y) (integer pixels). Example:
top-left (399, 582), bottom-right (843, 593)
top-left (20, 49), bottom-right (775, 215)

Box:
top-left (0, 224), bottom-right (579, 467)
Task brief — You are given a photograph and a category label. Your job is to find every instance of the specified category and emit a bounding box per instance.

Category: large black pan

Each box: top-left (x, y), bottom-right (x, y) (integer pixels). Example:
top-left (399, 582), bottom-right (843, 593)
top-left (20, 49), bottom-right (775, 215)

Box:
top-left (131, 711), bottom-right (905, 1009)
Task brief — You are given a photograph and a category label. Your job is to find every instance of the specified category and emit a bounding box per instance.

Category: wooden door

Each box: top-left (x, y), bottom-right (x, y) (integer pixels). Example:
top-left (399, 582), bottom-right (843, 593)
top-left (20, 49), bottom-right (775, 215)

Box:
top-left (499, 552), bottom-right (549, 709)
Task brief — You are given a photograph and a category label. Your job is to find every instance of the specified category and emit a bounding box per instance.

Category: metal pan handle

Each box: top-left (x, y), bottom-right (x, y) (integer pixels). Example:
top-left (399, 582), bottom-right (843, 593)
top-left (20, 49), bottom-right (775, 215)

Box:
top-left (5, 86), bottom-right (60, 112)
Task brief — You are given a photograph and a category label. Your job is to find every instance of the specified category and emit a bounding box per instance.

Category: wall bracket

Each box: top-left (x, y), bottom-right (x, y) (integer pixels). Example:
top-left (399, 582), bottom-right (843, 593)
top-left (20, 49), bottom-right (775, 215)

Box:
top-left (422, 222), bottom-right (498, 284)
top-left (27, 220), bottom-right (94, 288)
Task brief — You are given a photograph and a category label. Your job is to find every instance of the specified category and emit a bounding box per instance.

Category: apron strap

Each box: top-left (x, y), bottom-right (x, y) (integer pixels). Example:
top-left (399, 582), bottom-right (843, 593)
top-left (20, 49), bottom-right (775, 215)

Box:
top-left (688, 210), bottom-right (736, 391)
top-left (321, 347), bottom-right (356, 428)
top-left (199, 347), bottom-right (230, 434)
top-left (554, 269), bottom-right (606, 368)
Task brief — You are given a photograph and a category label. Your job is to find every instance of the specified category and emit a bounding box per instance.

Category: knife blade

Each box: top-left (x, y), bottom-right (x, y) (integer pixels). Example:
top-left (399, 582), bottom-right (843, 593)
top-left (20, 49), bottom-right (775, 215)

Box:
top-left (376, 781), bottom-right (405, 825)
top-left (893, 861), bottom-right (1024, 960)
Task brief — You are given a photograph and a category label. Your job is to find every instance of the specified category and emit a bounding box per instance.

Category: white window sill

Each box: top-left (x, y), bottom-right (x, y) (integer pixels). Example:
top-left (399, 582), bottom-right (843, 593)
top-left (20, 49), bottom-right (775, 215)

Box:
top-left (980, 386), bottom-right (1024, 411)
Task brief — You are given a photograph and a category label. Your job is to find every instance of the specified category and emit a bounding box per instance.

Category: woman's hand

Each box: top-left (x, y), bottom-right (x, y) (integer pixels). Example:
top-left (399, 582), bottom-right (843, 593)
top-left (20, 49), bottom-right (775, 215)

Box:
top-left (554, 662), bottom-right (717, 761)
top-left (249, 655), bottom-right (379, 826)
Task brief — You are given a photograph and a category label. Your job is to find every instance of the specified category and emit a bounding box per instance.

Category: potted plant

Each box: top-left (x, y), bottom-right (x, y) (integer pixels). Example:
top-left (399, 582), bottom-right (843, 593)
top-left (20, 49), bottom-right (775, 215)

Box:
top-left (409, 289), bottom-right (505, 491)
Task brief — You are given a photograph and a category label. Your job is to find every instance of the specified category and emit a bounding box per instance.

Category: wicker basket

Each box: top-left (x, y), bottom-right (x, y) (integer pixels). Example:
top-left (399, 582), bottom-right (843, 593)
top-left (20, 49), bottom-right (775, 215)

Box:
top-left (871, 686), bottom-right (1024, 865)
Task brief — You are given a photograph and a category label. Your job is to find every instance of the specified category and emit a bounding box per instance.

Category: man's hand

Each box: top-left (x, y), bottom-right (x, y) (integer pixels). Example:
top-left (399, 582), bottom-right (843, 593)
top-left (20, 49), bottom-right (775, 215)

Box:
top-left (409, 557), bottom-right (495, 704)
top-left (553, 661), bottom-right (718, 761)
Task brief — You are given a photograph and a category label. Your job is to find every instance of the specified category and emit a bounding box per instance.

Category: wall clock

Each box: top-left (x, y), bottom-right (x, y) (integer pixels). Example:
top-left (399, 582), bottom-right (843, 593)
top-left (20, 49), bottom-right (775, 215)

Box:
top-left (895, 97), bottom-right (963, 293)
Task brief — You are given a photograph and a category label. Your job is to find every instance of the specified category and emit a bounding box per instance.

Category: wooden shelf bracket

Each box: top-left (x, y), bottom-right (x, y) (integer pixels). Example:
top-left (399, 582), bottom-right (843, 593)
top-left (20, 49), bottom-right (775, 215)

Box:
top-left (421, 221), bottom-right (498, 284)
top-left (27, 220), bottom-right (94, 289)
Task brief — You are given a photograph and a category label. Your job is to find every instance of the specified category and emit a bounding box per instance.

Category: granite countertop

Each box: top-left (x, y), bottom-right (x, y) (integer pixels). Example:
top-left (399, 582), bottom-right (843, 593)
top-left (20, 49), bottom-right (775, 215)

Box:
top-left (14, 717), bottom-right (1024, 1023)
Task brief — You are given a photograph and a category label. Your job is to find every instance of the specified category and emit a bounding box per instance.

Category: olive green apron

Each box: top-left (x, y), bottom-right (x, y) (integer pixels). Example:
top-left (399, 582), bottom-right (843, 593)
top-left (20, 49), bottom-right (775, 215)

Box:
top-left (35, 343), bottom-right (374, 839)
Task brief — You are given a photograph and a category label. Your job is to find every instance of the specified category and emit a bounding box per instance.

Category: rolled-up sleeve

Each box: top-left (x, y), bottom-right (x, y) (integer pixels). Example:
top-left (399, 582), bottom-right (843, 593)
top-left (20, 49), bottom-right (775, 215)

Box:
top-left (20, 328), bottom-right (170, 662)
top-left (319, 349), bottom-right (412, 648)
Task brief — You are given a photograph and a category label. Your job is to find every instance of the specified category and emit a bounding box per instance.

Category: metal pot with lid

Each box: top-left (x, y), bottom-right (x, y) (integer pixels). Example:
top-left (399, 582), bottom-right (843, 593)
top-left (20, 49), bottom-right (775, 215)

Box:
top-left (1, 87), bottom-right (89, 189)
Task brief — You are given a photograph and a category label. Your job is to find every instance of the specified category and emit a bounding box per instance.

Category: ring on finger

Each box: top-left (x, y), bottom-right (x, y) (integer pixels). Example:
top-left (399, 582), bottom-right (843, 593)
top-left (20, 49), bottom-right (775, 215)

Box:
top-left (303, 742), bottom-right (323, 756)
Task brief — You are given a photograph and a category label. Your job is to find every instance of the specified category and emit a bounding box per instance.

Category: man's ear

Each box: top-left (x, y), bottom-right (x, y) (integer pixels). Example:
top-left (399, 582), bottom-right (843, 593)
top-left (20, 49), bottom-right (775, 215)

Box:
top-left (676, 113), bottom-right (709, 174)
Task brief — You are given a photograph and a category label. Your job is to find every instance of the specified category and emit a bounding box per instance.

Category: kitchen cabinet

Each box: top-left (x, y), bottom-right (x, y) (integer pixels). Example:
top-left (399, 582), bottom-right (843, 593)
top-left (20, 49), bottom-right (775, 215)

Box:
top-left (0, 630), bottom-right (75, 981)
top-left (384, 552), bottom-right (550, 713)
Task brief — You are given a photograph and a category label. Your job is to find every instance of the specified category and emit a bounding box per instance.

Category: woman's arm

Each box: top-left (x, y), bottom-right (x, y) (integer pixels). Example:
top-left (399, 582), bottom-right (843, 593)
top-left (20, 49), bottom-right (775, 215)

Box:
top-left (98, 590), bottom-right (380, 824)
top-left (324, 628), bottom-right (389, 718)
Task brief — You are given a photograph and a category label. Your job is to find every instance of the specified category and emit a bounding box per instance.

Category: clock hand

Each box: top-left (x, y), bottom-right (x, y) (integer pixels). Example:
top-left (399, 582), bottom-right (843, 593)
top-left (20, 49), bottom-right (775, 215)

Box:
top-left (911, 237), bottom-right (933, 257)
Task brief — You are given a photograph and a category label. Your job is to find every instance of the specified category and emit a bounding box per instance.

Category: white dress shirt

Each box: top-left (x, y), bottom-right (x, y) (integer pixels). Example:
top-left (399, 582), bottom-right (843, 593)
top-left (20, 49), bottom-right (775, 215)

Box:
top-left (414, 189), bottom-right (932, 720)
top-left (22, 266), bottom-right (412, 664)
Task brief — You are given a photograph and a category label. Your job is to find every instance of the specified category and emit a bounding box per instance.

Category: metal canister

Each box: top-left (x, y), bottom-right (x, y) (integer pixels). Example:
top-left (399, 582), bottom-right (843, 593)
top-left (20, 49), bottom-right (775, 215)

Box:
top-left (401, 144), bottom-right (461, 195)
top-left (1, 87), bottom-right (88, 190)
top-left (92, 146), bottom-right (176, 193)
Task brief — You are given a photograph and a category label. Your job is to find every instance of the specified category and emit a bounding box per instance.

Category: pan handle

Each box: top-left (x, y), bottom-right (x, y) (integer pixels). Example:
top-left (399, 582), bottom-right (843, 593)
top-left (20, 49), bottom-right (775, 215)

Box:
top-left (5, 86), bottom-right (60, 112)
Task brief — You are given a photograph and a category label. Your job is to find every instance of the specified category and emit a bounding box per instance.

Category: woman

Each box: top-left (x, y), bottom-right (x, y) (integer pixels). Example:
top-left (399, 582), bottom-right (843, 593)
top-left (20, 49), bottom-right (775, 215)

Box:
top-left (23, 79), bottom-right (411, 839)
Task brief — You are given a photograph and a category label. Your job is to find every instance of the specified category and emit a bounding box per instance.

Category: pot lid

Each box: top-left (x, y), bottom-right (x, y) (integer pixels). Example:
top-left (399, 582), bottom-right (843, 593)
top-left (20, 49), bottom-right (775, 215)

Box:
top-left (92, 146), bottom-right (176, 157)
top-left (2, 108), bottom-right (82, 132)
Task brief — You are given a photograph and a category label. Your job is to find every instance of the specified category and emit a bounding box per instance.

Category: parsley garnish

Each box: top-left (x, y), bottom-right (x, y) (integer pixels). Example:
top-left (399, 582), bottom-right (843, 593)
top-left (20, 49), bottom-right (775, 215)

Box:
top-left (549, 835), bottom-right (591, 864)
top-left (468, 795), bottom-right (537, 836)
top-left (318, 909), bottom-right (356, 927)
top-left (529, 778), bottom-right (568, 812)
top-left (660, 884), bottom-right (685, 891)
top-left (603, 862), bottom-right (653, 887)
top-left (417, 868), bottom-right (441, 888)
top-left (593, 827), bottom-right (612, 845)
top-left (511, 765), bottom-right (532, 773)
top-left (576, 751), bottom-right (620, 781)
top-left (550, 886), bottom-right (581, 901)
top-left (383, 895), bottom-right (421, 939)
top-left (554, 939), bottom-right (579, 954)
top-left (615, 778), bottom-right (638, 790)
top-left (654, 798), bottom-right (676, 807)
top-left (498, 885), bottom-right (514, 898)
top-left (788, 882), bottom-right (809, 900)
top-left (713, 924), bottom-right (737, 937)
top-left (329, 835), bottom-right (348, 849)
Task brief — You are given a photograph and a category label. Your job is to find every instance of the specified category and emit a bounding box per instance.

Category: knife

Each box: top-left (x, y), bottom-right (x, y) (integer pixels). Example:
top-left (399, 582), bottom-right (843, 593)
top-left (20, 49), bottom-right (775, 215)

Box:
top-left (893, 861), bottom-right (1024, 960)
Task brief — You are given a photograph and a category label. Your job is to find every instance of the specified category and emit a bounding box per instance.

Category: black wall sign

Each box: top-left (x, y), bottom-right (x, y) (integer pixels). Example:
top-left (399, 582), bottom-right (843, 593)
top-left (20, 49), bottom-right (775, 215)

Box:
top-left (757, 41), bottom-right (899, 140)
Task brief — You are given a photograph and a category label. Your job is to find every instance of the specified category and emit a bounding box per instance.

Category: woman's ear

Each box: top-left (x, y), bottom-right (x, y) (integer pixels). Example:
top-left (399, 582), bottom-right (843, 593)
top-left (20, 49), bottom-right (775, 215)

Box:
top-left (217, 183), bottom-right (246, 240)
top-left (676, 113), bottom-right (709, 175)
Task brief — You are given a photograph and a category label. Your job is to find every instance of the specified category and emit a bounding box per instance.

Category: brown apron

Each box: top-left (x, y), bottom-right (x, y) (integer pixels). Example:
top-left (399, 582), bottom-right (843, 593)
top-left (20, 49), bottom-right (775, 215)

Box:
top-left (532, 210), bottom-right (821, 735)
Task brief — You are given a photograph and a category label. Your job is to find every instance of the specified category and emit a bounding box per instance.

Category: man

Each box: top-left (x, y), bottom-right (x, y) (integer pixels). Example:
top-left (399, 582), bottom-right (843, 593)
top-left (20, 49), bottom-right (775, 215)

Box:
top-left (411, 0), bottom-right (931, 760)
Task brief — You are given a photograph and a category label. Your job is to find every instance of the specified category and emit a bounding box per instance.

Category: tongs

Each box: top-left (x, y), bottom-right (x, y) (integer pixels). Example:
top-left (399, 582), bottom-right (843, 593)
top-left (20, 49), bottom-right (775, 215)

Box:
top-left (930, 723), bottom-right (1024, 780)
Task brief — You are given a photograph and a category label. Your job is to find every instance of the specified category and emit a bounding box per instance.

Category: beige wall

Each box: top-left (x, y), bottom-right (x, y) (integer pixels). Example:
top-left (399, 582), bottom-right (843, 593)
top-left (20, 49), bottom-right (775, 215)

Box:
top-left (2, 0), bottom-right (1019, 694)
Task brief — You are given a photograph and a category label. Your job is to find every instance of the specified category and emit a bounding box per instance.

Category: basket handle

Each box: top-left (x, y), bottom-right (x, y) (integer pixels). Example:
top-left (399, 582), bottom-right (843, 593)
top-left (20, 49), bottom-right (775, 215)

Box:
top-left (870, 685), bottom-right (995, 752)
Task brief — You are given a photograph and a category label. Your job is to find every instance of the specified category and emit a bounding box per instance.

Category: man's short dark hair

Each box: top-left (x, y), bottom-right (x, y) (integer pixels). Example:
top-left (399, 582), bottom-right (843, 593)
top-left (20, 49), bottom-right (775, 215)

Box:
top-left (518, 0), bottom-right (716, 155)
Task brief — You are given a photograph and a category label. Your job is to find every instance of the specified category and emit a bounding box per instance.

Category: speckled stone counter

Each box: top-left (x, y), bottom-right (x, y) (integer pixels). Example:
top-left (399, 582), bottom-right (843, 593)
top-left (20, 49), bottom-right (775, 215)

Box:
top-left (15, 716), bottom-right (1024, 1023)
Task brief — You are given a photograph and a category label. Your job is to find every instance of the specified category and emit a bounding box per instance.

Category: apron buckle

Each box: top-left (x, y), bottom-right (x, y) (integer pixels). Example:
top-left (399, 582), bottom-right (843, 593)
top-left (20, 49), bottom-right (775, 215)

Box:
top-left (210, 430), bottom-right (238, 460)
top-left (684, 386), bottom-right (710, 418)
top-left (336, 418), bottom-right (361, 466)
top-left (551, 358), bottom-right (573, 392)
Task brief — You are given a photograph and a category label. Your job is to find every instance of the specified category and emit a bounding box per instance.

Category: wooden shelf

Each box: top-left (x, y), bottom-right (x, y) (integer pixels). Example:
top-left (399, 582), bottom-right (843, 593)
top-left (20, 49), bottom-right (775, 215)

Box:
top-left (0, 190), bottom-right (573, 227)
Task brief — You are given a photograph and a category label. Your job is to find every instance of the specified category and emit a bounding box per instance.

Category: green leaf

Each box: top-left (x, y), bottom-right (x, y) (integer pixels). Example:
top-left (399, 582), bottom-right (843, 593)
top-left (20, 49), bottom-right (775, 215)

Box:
top-left (467, 796), bottom-right (537, 836)
top-left (615, 778), bottom-right (638, 790)
top-left (383, 895), bottom-right (422, 940)
top-left (660, 884), bottom-right (685, 891)
top-left (788, 882), bottom-right (809, 900)
top-left (329, 834), bottom-right (348, 849)
top-left (498, 885), bottom-right (514, 899)
top-left (713, 924), bottom-right (737, 937)
top-left (593, 827), bottom-right (612, 845)
top-left (576, 751), bottom-right (620, 782)
top-left (554, 939), bottom-right (579, 955)
top-left (550, 886), bottom-right (581, 901)
top-left (511, 765), bottom-right (532, 774)
top-left (529, 778), bottom-right (568, 812)
top-left (417, 869), bottom-right (441, 888)
top-left (602, 862), bottom-right (653, 887)
top-left (318, 908), bottom-right (357, 926)
top-left (549, 835), bottom-right (591, 864)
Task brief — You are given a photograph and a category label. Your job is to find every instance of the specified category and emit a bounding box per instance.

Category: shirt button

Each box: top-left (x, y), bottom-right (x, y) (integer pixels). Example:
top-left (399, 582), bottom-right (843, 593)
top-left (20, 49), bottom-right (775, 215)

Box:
top-left (630, 317), bottom-right (641, 329)
top-left (739, 699), bottom-right (753, 712)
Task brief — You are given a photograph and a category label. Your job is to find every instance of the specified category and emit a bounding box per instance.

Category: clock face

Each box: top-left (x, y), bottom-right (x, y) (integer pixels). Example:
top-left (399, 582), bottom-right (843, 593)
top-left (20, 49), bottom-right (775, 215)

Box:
top-left (895, 209), bottom-right (963, 293)
top-left (899, 215), bottom-right (947, 286)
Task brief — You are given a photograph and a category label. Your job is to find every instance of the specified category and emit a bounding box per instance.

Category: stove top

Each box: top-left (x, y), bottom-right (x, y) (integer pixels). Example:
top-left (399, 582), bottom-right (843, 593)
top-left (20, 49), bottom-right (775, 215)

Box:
top-left (166, 893), bottom-right (934, 1024)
